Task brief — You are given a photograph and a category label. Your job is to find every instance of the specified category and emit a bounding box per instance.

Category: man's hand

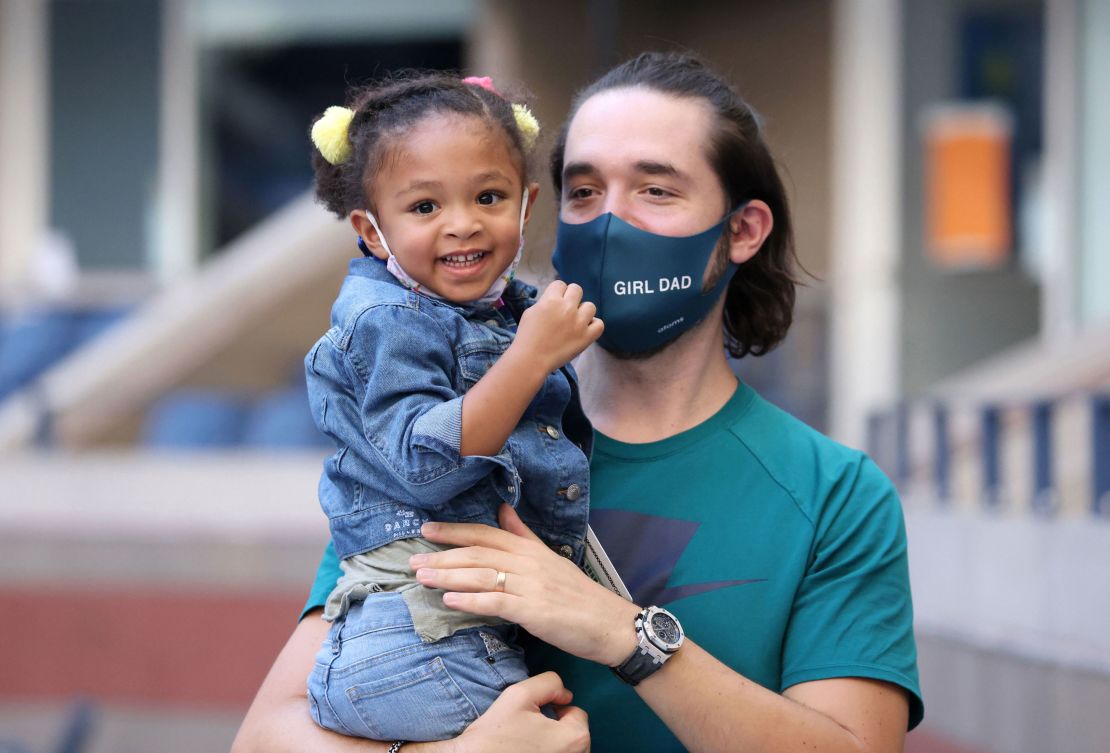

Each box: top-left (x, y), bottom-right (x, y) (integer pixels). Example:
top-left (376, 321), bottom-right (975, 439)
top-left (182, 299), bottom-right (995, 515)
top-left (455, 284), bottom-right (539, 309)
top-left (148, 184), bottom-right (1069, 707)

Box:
top-left (451, 672), bottom-right (590, 753)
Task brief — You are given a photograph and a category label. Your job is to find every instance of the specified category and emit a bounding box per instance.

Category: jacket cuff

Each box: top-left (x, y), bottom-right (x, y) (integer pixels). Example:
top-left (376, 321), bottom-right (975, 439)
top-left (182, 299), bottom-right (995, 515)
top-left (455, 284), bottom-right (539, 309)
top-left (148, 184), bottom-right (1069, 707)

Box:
top-left (411, 396), bottom-right (465, 457)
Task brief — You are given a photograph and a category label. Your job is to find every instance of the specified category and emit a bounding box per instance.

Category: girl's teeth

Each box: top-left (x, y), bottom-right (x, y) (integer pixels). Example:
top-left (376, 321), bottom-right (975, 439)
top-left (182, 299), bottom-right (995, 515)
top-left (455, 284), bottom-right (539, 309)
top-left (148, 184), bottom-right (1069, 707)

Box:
top-left (442, 252), bottom-right (485, 265)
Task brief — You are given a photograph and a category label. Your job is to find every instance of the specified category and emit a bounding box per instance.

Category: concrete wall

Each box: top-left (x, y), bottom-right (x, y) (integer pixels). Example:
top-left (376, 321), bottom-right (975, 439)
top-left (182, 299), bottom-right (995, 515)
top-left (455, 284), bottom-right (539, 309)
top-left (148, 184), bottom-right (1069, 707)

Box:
top-left (907, 505), bottom-right (1110, 753)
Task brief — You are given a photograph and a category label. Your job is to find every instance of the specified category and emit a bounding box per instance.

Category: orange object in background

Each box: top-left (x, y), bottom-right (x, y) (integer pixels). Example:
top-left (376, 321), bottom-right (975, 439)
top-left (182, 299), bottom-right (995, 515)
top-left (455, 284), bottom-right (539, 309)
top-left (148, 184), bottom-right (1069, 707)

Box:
top-left (924, 104), bottom-right (1013, 269)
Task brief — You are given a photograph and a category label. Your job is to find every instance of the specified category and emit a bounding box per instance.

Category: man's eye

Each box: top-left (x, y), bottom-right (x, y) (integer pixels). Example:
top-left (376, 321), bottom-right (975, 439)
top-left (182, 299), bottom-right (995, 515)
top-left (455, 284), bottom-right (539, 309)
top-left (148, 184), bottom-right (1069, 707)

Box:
top-left (477, 191), bottom-right (502, 206)
top-left (413, 201), bottom-right (436, 215)
top-left (568, 187), bottom-right (594, 200)
top-left (646, 187), bottom-right (671, 198)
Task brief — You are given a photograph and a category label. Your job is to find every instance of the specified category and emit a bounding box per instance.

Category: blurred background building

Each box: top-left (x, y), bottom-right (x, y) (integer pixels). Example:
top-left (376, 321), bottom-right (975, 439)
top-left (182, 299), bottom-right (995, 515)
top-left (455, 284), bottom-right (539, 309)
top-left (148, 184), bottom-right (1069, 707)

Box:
top-left (0, 1), bottom-right (1106, 751)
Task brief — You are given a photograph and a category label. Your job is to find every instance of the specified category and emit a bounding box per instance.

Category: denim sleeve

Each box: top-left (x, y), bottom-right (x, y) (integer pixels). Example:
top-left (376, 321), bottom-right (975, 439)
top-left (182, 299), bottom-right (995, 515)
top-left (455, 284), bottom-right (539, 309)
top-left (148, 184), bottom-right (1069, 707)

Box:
top-left (342, 304), bottom-right (516, 509)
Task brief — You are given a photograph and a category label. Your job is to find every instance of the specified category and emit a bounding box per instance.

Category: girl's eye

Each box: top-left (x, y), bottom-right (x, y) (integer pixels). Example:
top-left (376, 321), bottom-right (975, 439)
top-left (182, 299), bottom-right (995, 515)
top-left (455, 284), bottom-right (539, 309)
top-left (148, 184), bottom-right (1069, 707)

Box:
top-left (477, 191), bottom-right (503, 206)
top-left (412, 201), bottom-right (436, 215)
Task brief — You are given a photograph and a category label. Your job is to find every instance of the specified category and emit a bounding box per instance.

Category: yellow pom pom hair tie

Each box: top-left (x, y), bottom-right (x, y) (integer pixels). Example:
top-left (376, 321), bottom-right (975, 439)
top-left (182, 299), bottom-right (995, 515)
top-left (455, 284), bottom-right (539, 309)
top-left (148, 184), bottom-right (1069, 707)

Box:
top-left (311, 106), bottom-right (355, 165)
top-left (512, 103), bottom-right (540, 150)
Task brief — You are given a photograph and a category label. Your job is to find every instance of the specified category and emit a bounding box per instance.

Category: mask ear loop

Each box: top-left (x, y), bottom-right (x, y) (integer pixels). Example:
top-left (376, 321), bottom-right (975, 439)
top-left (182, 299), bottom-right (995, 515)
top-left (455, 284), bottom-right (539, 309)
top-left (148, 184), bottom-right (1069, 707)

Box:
top-left (703, 200), bottom-right (753, 298)
top-left (363, 208), bottom-right (440, 298)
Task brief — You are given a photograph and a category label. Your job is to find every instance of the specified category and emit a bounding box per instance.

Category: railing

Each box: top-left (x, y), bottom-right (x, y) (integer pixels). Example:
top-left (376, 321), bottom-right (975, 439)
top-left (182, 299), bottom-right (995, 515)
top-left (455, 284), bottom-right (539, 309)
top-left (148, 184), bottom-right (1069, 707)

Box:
top-left (868, 394), bottom-right (1110, 517)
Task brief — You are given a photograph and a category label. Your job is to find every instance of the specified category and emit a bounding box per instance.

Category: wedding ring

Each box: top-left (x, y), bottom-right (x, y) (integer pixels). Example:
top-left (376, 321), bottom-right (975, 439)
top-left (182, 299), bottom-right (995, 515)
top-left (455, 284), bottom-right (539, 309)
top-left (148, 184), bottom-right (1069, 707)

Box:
top-left (494, 570), bottom-right (507, 593)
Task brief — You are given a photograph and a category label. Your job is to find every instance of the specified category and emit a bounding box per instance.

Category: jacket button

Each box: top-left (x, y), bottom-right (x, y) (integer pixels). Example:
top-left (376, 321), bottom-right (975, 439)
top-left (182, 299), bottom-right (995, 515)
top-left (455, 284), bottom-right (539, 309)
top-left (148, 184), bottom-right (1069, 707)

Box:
top-left (544, 425), bottom-right (560, 440)
top-left (564, 483), bottom-right (581, 501)
top-left (484, 319), bottom-right (499, 327)
top-left (559, 545), bottom-right (574, 558)
top-left (507, 484), bottom-right (516, 494)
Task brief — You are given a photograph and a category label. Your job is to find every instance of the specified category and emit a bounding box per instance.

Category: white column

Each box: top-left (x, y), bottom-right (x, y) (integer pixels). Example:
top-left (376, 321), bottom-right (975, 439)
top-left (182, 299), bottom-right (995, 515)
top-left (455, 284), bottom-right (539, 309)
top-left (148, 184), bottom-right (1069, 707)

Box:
top-left (0, 0), bottom-right (50, 291)
top-left (153, 0), bottom-right (200, 281)
top-left (829, 0), bottom-right (903, 449)
top-left (1077, 0), bottom-right (1110, 326)
top-left (1041, 0), bottom-right (1080, 339)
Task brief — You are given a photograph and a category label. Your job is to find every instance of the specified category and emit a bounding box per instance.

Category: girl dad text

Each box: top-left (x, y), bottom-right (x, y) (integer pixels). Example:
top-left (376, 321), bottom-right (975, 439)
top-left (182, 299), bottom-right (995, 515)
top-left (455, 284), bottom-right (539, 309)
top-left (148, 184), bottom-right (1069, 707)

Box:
top-left (613, 276), bottom-right (693, 295)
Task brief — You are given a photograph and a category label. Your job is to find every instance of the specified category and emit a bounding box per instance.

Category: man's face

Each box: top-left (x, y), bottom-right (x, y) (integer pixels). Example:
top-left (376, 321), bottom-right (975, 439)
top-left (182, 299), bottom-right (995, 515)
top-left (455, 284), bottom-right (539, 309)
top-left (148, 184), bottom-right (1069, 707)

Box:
top-left (559, 87), bottom-right (730, 239)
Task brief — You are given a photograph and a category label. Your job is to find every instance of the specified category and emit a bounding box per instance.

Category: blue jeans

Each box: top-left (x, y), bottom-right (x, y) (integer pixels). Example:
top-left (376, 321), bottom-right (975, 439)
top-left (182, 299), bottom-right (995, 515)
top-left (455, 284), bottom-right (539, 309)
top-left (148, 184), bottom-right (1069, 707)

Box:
top-left (307, 592), bottom-right (529, 742)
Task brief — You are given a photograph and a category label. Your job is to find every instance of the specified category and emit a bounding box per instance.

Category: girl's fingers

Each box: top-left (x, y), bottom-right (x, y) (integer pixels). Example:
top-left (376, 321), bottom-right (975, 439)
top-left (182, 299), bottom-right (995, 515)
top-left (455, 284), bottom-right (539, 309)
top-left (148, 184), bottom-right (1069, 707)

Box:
top-left (577, 300), bottom-right (597, 322)
top-left (543, 280), bottom-right (568, 299)
top-left (563, 283), bottom-right (584, 305)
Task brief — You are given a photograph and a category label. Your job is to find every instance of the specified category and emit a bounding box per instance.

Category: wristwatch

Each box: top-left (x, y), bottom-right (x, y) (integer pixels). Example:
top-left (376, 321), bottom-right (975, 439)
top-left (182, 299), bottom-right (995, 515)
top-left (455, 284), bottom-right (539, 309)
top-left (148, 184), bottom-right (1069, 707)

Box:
top-left (611, 606), bottom-right (684, 685)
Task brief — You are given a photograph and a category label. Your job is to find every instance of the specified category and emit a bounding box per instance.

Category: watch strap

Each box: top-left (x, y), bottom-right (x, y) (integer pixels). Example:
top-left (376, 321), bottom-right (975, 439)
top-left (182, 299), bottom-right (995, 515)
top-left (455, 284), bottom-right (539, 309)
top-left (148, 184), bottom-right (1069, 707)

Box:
top-left (611, 644), bottom-right (665, 686)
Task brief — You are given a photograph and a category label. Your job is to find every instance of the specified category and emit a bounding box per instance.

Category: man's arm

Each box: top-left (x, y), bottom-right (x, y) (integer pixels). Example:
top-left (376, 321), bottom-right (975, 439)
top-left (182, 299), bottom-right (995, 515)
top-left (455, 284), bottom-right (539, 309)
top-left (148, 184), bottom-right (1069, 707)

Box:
top-left (231, 612), bottom-right (386, 753)
top-left (231, 610), bottom-right (591, 753)
top-left (636, 640), bottom-right (908, 753)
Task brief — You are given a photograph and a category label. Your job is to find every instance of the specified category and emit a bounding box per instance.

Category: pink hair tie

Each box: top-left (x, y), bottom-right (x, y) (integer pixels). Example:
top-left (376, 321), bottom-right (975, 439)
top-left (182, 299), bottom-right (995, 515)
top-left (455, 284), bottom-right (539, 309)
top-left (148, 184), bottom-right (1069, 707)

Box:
top-left (462, 76), bottom-right (502, 96)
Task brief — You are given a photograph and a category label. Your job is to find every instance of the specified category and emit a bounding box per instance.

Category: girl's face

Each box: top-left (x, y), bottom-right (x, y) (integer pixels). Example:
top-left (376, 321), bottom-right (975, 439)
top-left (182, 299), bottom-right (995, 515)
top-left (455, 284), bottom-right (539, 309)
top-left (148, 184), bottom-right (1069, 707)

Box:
top-left (356, 113), bottom-right (535, 304)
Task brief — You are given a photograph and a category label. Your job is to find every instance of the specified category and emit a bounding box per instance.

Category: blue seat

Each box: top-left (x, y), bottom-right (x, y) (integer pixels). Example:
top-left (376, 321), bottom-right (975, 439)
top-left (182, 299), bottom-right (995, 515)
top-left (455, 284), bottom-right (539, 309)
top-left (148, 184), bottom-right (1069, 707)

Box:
top-left (0, 309), bottom-right (78, 400)
top-left (242, 387), bottom-right (329, 449)
top-left (0, 306), bottom-right (133, 401)
top-left (143, 391), bottom-right (249, 448)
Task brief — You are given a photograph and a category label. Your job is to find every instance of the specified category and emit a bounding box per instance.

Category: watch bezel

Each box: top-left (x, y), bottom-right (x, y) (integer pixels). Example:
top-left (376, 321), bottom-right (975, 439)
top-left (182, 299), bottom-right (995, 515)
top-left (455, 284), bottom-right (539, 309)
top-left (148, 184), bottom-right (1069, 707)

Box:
top-left (640, 606), bottom-right (684, 654)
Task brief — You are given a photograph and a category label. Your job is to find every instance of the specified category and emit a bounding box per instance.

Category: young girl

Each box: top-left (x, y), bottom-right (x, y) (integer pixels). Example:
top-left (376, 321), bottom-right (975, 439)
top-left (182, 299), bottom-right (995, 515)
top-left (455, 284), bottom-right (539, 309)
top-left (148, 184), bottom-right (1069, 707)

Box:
top-left (303, 73), bottom-right (602, 745)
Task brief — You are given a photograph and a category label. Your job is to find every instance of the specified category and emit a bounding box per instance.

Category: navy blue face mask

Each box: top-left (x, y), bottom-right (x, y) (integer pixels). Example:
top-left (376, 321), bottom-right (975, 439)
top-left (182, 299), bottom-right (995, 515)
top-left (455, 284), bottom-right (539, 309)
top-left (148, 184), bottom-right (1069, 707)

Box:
top-left (552, 210), bottom-right (740, 354)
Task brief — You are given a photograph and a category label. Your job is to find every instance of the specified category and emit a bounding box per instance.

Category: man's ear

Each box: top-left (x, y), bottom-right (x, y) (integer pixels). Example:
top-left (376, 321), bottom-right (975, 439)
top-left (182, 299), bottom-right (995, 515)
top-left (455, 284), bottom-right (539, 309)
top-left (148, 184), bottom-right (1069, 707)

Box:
top-left (726, 200), bottom-right (774, 265)
top-left (523, 182), bottom-right (541, 226)
top-left (349, 210), bottom-right (389, 260)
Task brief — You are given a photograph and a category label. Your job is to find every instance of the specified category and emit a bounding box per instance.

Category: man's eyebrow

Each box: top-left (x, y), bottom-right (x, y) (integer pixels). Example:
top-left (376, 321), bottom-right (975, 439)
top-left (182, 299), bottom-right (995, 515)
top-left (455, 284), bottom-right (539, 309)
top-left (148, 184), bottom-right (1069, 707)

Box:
top-left (562, 162), bottom-right (598, 182)
top-left (633, 160), bottom-right (687, 181)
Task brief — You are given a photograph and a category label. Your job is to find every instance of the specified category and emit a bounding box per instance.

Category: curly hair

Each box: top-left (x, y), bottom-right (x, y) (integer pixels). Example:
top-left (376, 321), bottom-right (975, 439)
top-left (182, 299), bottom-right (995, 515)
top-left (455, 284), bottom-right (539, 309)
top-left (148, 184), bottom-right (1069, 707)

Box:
top-left (550, 52), bottom-right (801, 359)
top-left (311, 71), bottom-right (532, 219)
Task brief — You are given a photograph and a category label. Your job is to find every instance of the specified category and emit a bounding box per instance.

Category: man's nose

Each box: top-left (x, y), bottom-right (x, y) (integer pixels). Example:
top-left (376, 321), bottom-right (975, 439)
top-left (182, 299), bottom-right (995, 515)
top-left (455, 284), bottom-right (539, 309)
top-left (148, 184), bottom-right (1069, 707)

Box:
top-left (602, 194), bottom-right (641, 229)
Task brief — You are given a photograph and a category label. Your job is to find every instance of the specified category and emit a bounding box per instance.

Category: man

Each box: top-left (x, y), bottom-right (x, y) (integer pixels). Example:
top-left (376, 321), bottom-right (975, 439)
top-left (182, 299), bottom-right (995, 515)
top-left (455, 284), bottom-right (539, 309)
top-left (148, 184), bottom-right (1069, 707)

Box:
top-left (233, 52), bottom-right (921, 753)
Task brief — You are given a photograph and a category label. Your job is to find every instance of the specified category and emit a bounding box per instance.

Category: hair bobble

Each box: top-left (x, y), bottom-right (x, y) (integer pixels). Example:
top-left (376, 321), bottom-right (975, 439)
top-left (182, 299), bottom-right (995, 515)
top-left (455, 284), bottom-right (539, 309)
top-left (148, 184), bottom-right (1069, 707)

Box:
top-left (311, 105), bottom-right (355, 165)
top-left (462, 75), bottom-right (501, 96)
top-left (512, 103), bottom-right (540, 149)
top-left (464, 75), bottom-right (541, 150)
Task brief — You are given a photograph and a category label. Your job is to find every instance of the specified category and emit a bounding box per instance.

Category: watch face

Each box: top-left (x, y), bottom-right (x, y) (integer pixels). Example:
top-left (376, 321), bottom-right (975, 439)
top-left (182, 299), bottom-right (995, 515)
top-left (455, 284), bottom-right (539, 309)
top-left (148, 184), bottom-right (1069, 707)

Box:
top-left (647, 610), bottom-right (683, 650)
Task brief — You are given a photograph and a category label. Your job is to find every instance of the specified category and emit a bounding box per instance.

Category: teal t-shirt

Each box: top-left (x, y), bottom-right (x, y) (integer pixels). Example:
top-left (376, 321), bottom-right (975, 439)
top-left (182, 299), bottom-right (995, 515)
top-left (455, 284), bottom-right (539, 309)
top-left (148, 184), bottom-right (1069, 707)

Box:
top-left (303, 382), bottom-right (923, 748)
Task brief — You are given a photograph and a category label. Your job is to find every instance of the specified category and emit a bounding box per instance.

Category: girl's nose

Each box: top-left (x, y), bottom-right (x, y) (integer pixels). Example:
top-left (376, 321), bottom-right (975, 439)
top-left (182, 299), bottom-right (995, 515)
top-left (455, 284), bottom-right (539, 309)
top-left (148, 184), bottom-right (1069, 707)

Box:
top-left (444, 206), bottom-right (481, 239)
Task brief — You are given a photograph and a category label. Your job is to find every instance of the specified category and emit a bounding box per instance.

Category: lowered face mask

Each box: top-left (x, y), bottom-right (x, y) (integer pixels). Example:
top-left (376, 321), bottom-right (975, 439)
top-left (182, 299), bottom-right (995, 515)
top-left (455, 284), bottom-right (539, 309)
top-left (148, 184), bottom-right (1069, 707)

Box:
top-left (551, 209), bottom-right (741, 354)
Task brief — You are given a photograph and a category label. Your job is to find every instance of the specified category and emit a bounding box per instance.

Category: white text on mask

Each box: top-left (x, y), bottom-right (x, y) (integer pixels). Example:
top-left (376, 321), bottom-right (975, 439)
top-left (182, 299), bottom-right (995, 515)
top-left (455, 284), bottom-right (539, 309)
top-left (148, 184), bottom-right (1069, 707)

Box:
top-left (613, 276), bottom-right (693, 296)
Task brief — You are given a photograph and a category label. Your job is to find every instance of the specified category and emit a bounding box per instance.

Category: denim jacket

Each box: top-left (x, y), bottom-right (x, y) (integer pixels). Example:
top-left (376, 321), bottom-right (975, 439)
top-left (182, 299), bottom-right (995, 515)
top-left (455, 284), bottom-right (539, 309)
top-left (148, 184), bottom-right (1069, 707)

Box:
top-left (306, 258), bottom-right (593, 563)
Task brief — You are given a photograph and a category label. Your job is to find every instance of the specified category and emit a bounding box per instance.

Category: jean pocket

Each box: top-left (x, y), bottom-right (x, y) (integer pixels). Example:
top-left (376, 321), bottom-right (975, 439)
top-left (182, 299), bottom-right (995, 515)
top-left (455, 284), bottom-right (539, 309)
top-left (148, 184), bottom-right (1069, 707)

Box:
top-left (476, 628), bottom-right (529, 688)
top-left (346, 655), bottom-right (478, 742)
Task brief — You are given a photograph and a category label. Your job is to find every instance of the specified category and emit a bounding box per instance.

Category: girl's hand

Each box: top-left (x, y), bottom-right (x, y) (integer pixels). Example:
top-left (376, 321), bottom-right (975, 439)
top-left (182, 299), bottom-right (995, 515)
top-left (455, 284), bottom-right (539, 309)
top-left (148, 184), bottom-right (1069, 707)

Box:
top-left (412, 505), bottom-right (642, 668)
top-left (512, 281), bottom-right (604, 373)
top-left (450, 672), bottom-right (590, 753)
